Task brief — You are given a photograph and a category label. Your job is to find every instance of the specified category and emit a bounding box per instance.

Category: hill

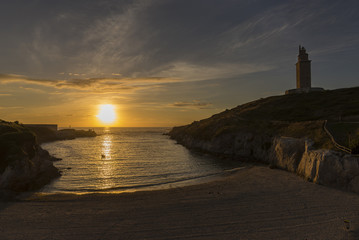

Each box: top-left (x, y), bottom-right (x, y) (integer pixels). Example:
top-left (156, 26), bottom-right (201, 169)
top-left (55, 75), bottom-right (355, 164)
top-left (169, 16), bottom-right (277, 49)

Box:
top-left (170, 87), bottom-right (359, 151)
top-left (169, 87), bottom-right (359, 194)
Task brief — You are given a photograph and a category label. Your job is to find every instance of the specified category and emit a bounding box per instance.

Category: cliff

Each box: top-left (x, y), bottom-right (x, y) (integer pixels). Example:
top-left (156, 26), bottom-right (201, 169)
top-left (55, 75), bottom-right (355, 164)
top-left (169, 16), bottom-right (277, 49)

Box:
top-left (169, 87), bottom-right (359, 193)
top-left (0, 120), bottom-right (61, 195)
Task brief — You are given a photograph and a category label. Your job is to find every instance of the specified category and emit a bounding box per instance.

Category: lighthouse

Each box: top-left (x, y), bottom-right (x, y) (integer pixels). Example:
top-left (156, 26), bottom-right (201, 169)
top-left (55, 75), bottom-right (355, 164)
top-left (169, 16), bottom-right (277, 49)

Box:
top-left (285, 46), bottom-right (324, 94)
top-left (296, 45), bottom-right (311, 89)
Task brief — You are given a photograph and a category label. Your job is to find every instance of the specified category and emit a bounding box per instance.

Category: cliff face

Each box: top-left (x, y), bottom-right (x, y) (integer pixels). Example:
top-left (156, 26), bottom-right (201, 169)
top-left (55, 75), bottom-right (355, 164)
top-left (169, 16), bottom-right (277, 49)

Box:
top-left (0, 121), bottom-right (61, 193)
top-left (272, 137), bottom-right (359, 193)
top-left (169, 87), bottom-right (359, 194)
top-left (169, 128), bottom-right (359, 193)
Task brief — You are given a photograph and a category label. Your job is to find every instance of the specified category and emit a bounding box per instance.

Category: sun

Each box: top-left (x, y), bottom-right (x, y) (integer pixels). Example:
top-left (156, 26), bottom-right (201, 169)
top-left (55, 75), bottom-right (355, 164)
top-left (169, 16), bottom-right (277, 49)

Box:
top-left (97, 104), bottom-right (116, 124)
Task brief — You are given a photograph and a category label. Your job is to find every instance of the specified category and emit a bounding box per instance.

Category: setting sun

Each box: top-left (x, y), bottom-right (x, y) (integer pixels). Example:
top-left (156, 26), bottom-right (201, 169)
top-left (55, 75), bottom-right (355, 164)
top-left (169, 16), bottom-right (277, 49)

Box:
top-left (97, 104), bottom-right (116, 124)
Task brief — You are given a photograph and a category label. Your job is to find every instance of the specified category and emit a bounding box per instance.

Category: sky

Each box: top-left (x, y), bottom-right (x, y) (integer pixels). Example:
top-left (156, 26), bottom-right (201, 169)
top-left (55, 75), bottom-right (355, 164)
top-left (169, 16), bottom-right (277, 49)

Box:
top-left (0, 0), bottom-right (358, 127)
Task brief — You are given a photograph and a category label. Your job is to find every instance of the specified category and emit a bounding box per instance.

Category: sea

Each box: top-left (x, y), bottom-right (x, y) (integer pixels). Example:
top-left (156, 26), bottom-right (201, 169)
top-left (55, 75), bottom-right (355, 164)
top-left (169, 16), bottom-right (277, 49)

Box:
top-left (40, 127), bottom-right (240, 194)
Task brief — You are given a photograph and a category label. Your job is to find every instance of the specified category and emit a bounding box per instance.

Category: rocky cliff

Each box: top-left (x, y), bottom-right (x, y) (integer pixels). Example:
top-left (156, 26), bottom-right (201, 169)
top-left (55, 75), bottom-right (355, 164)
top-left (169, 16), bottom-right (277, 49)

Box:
top-left (169, 87), bottom-right (359, 194)
top-left (170, 127), bottom-right (359, 193)
top-left (271, 137), bottom-right (359, 193)
top-left (0, 120), bottom-right (61, 194)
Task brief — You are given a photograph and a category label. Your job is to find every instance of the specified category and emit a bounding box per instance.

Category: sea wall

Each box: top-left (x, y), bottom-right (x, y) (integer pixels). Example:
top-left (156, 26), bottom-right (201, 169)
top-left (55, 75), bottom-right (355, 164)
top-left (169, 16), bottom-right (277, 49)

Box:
top-left (169, 130), bottom-right (359, 194)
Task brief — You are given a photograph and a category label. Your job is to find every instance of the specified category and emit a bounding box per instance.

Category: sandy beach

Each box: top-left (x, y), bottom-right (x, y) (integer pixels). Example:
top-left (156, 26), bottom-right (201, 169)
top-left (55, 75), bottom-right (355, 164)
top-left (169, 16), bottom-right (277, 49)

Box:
top-left (1, 165), bottom-right (359, 240)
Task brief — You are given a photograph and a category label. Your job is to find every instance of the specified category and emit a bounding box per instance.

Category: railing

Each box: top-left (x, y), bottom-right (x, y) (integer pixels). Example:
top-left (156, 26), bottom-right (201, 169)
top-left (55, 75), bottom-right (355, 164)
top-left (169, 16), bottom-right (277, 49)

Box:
top-left (323, 120), bottom-right (352, 154)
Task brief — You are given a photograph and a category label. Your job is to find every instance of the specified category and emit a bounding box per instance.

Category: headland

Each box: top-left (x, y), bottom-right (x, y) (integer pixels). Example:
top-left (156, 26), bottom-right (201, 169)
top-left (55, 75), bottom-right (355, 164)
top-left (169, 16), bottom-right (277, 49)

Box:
top-left (0, 120), bottom-right (97, 195)
top-left (169, 87), bottom-right (359, 194)
top-left (24, 124), bottom-right (97, 144)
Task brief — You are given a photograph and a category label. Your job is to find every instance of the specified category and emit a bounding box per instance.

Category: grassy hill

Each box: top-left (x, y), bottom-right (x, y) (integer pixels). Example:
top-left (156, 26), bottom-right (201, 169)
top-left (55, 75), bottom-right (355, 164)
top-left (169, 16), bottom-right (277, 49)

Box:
top-left (227, 87), bottom-right (359, 122)
top-left (170, 87), bottom-right (359, 151)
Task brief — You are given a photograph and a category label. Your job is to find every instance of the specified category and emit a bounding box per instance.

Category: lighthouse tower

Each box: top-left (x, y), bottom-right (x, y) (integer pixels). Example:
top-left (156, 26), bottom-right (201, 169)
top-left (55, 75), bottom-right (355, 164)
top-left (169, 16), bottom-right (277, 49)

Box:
top-left (285, 46), bottom-right (324, 94)
top-left (296, 45), bottom-right (311, 89)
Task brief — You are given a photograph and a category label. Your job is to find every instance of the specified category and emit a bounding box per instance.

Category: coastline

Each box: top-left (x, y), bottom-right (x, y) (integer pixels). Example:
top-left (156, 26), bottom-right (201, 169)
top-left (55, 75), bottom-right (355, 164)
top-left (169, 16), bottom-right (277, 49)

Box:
top-left (2, 165), bottom-right (359, 239)
top-left (38, 166), bottom-right (246, 195)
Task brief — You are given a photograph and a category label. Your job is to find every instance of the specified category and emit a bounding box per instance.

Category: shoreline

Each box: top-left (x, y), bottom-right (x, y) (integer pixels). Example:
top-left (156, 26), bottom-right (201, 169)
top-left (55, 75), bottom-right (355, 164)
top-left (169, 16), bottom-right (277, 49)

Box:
top-left (2, 165), bottom-right (359, 239)
top-left (34, 166), bottom-right (246, 196)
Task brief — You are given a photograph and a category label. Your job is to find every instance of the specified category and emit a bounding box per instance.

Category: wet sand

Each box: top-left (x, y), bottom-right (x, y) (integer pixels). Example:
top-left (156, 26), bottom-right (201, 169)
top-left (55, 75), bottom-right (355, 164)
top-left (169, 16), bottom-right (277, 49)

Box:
top-left (1, 165), bottom-right (359, 240)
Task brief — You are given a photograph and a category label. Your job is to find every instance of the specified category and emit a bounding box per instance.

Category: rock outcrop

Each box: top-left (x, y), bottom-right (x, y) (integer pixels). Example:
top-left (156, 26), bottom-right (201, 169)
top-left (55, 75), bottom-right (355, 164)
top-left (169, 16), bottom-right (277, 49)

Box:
top-left (0, 146), bottom-right (60, 192)
top-left (0, 121), bottom-right (61, 194)
top-left (169, 129), bottom-right (359, 194)
top-left (271, 137), bottom-right (359, 193)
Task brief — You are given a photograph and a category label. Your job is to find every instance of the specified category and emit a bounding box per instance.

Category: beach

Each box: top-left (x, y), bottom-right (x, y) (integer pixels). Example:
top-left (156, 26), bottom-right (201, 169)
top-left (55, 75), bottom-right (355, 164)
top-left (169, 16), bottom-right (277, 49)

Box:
top-left (1, 165), bottom-right (359, 240)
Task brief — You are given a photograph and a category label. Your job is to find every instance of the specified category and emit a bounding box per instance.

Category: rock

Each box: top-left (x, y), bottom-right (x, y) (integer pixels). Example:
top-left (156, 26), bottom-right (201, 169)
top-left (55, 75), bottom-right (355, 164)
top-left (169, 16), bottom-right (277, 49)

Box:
top-left (170, 121), bottom-right (359, 195)
top-left (0, 146), bottom-right (61, 192)
top-left (270, 137), bottom-right (306, 172)
top-left (313, 151), bottom-right (345, 187)
top-left (297, 149), bottom-right (343, 186)
top-left (0, 120), bottom-right (61, 192)
top-left (297, 150), bottom-right (319, 181)
top-left (349, 176), bottom-right (359, 193)
top-left (343, 156), bottom-right (359, 179)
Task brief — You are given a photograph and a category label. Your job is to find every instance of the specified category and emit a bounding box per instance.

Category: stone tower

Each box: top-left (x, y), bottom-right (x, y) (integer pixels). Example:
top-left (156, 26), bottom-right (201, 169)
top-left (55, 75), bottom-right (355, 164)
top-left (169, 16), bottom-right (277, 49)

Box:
top-left (296, 45), bottom-right (311, 89)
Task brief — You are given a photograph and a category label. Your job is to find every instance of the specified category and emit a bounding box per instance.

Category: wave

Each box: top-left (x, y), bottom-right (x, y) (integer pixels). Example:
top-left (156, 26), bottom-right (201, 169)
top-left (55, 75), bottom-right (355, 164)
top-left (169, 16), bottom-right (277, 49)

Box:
top-left (49, 168), bottom-right (243, 194)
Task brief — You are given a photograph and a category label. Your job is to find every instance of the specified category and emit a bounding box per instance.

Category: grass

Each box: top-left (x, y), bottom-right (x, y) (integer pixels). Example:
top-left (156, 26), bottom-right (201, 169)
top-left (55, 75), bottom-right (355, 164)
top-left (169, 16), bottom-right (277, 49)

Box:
top-left (326, 122), bottom-right (359, 148)
top-left (232, 87), bottom-right (359, 121)
top-left (171, 87), bottom-right (359, 151)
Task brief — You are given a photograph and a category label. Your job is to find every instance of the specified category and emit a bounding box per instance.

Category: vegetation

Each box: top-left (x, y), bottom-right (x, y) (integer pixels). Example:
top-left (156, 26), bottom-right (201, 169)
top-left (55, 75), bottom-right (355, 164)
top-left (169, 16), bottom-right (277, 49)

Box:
top-left (231, 87), bottom-right (359, 121)
top-left (0, 120), bottom-right (37, 173)
top-left (171, 87), bottom-right (359, 151)
top-left (326, 122), bottom-right (359, 150)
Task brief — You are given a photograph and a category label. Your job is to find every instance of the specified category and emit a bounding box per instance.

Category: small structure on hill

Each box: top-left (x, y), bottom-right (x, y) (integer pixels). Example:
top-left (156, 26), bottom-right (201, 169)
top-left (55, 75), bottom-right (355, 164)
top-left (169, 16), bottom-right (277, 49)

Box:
top-left (285, 45), bottom-right (324, 94)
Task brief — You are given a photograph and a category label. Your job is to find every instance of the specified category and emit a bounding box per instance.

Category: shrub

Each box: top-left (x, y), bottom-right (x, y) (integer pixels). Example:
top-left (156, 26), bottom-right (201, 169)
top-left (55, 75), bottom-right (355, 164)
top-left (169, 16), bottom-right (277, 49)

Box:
top-left (350, 137), bottom-right (359, 154)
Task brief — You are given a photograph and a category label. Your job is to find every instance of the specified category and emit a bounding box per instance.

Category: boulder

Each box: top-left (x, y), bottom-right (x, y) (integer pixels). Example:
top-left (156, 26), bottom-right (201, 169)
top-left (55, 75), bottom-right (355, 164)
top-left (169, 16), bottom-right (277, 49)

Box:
top-left (342, 156), bottom-right (359, 179)
top-left (349, 176), bottom-right (359, 194)
top-left (270, 137), bottom-right (306, 172)
top-left (313, 151), bottom-right (345, 187)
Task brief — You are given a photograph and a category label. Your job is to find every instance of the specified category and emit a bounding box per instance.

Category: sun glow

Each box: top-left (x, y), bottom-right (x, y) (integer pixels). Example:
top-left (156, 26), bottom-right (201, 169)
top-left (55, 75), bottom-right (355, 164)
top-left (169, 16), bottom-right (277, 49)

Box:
top-left (97, 104), bottom-right (116, 125)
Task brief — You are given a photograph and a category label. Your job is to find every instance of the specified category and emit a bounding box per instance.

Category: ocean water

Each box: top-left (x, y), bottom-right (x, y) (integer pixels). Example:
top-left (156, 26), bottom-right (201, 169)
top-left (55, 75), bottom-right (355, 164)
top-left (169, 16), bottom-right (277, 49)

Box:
top-left (40, 127), bottom-right (239, 194)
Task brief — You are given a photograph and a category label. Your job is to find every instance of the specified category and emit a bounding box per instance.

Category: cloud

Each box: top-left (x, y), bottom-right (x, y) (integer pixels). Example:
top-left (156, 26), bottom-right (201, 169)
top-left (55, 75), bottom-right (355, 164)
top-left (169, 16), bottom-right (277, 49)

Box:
top-left (2, 0), bottom-right (357, 82)
top-left (0, 74), bottom-right (57, 87)
top-left (0, 106), bottom-right (24, 110)
top-left (1, 0), bottom-right (359, 99)
top-left (156, 62), bottom-right (274, 81)
top-left (171, 100), bottom-right (212, 109)
top-left (0, 73), bottom-right (180, 93)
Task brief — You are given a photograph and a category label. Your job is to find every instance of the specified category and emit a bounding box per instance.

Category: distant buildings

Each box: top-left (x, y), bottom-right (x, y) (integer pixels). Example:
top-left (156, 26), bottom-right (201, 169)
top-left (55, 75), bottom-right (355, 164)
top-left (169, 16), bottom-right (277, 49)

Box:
top-left (285, 46), bottom-right (324, 95)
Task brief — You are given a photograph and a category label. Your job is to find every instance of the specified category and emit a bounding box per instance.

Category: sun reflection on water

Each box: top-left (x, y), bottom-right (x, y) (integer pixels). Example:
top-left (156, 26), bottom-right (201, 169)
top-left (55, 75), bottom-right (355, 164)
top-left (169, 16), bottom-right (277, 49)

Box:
top-left (98, 133), bottom-right (116, 189)
top-left (101, 134), bottom-right (112, 160)
top-left (40, 127), bottom-right (241, 194)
